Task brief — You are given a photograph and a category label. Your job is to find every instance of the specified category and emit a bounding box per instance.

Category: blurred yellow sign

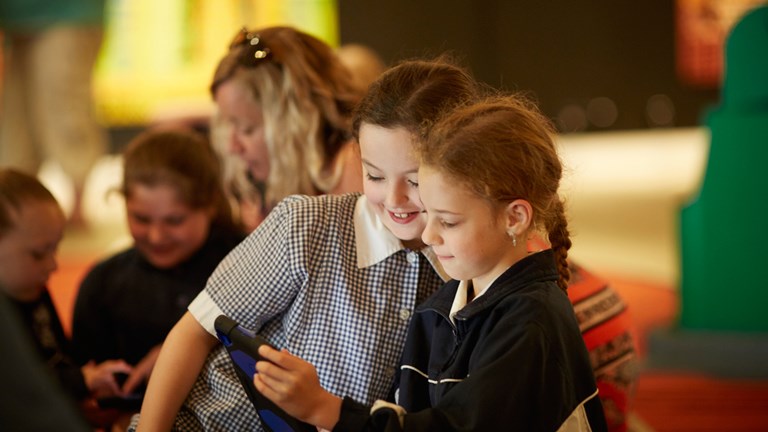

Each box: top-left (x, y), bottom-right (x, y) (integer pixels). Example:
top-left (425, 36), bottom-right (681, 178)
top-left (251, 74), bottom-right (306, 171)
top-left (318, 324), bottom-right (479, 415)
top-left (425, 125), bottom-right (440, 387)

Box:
top-left (93, 0), bottom-right (338, 126)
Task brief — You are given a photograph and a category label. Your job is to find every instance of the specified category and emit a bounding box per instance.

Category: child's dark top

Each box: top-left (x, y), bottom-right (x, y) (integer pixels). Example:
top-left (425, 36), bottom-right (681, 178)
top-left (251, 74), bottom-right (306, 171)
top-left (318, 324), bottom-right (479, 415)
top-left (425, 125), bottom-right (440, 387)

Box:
top-left (0, 291), bottom-right (91, 431)
top-left (6, 289), bottom-right (89, 400)
top-left (72, 225), bottom-right (245, 365)
top-left (336, 250), bottom-right (608, 431)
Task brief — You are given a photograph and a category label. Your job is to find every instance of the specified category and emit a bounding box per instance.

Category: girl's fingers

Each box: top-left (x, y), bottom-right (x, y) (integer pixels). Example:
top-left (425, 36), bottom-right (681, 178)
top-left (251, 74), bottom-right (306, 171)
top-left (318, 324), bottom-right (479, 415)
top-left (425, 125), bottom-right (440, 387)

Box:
top-left (257, 344), bottom-right (282, 363)
top-left (254, 364), bottom-right (292, 400)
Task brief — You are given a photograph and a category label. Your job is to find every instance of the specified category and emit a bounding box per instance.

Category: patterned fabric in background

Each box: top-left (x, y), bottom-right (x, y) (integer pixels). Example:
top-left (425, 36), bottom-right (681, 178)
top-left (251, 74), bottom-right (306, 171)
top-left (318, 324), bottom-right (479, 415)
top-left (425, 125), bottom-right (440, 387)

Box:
top-left (568, 262), bottom-right (639, 432)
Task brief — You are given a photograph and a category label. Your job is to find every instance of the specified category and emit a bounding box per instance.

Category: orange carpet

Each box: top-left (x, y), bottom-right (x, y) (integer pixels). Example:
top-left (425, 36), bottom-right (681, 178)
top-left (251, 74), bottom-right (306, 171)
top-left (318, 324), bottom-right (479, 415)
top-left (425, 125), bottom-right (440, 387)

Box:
top-left (632, 371), bottom-right (768, 432)
top-left (607, 274), bottom-right (768, 432)
top-left (49, 254), bottom-right (96, 338)
top-left (49, 259), bottom-right (768, 432)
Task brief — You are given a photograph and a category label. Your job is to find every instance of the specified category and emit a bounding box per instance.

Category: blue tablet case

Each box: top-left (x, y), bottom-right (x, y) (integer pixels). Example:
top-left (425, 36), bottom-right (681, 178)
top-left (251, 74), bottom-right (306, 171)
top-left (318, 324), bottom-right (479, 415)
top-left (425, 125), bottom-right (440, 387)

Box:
top-left (213, 315), bottom-right (315, 432)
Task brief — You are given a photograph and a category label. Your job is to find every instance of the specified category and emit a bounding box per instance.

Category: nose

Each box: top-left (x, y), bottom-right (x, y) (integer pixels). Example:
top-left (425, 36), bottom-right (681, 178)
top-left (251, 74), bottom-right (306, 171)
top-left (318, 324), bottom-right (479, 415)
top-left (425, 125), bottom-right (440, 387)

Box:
top-left (47, 254), bottom-right (59, 274)
top-left (40, 252), bottom-right (59, 281)
top-left (147, 224), bottom-right (165, 244)
top-left (385, 181), bottom-right (409, 209)
top-left (421, 218), bottom-right (440, 246)
top-left (228, 129), bottom-right (244, 155)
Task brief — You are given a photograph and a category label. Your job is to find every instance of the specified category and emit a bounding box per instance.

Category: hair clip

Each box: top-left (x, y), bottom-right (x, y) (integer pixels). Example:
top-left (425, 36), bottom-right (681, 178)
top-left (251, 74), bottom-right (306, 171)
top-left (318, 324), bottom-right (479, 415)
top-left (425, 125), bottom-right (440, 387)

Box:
top-left (230, 28), bottom-right (273, 67)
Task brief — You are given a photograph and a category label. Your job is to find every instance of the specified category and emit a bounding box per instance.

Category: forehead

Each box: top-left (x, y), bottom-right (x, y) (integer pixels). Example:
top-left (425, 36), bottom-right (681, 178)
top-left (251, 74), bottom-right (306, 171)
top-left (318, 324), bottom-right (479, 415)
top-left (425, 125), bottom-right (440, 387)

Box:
top-left (2, 200), bottom-right (64, 242)
top-left (359, 124), bottom-right (412, 145)
top-left (215, 79), bottom-right (261, 110)
top-left (126, 183), bottom-right (186, 206)
top-left (359, 124), bottom-right (417, 165)
top-left (419, 167), bottom-right (459, 202)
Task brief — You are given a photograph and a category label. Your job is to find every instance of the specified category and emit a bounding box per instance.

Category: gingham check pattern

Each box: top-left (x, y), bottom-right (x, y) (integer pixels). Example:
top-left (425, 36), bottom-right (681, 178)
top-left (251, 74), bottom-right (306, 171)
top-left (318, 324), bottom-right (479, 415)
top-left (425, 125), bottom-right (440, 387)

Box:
top-left (174, 193), bottom-right (443, 431)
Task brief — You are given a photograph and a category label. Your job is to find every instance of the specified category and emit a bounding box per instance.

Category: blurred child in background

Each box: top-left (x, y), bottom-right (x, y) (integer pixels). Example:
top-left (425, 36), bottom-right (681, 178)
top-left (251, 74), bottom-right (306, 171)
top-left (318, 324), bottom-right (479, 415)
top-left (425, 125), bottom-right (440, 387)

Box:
top-left (71, 127), bottom-right (245, 427)
top-left (0, 167), bottom-right (132, 428)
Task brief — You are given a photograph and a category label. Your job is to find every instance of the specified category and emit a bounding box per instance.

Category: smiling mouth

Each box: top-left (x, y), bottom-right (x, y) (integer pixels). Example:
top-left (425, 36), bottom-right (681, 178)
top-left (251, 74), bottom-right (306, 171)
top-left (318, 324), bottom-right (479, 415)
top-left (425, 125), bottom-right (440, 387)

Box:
top-left (388, 210), bottom-right (420, 224)
top-left (148, 245), bottom-right (174, 255)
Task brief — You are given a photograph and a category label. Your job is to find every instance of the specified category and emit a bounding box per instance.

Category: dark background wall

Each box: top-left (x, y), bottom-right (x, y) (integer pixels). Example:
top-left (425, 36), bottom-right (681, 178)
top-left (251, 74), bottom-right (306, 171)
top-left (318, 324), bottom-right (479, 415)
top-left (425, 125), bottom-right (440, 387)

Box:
top-left (338, 0), bottom-right (720, 133)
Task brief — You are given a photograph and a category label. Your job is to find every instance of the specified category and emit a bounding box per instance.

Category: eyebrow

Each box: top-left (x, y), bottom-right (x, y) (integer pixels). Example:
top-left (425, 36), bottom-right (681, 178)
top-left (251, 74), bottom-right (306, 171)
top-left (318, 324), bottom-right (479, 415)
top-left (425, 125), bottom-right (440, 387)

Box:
top-left (425, 206), bottom-right (460, 216)
top-left (361, 158), bottom-right (419, 175)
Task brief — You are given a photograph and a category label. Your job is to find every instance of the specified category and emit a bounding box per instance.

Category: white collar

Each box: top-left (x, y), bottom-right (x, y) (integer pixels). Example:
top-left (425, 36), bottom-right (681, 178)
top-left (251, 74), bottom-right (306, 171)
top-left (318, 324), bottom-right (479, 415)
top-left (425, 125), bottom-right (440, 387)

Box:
top-left (353, 196), bottom-right (449, 282)
top-left (354, 195), bottom-right (406, 268)
top-left (449, 279), bottom-right (492, 324)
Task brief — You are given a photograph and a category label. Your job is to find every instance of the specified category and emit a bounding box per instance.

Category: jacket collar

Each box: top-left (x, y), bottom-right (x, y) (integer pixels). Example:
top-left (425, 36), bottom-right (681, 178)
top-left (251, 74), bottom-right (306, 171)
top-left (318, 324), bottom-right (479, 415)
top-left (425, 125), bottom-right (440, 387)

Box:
top-left (426, 249), bottom-right (560, 320)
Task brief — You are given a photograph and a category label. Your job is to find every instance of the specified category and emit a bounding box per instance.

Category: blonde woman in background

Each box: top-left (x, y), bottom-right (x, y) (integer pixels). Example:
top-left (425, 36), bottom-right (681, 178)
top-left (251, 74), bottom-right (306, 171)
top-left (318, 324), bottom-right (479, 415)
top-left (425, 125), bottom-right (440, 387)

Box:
top-left (210, 26), bottom-right (364, 231)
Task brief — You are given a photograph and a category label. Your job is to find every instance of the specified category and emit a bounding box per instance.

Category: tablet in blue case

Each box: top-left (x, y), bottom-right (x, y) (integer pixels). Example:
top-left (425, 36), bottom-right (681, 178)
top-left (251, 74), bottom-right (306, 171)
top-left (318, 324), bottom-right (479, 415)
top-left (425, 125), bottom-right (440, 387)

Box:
top-left (213, 315), bottom-right (315, 432)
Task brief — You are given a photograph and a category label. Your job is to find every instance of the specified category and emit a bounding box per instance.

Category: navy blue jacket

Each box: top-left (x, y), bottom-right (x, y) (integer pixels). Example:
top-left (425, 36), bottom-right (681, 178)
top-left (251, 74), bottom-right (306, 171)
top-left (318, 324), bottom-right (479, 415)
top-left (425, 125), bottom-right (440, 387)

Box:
top-left (336, 250), bottom-right (607, 431)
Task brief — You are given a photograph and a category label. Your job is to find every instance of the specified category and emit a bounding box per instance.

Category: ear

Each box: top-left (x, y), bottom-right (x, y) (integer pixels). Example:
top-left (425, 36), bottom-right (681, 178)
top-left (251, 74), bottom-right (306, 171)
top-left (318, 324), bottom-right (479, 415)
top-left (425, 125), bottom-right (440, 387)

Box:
top-left (503, 199), bottom-right (533, 236)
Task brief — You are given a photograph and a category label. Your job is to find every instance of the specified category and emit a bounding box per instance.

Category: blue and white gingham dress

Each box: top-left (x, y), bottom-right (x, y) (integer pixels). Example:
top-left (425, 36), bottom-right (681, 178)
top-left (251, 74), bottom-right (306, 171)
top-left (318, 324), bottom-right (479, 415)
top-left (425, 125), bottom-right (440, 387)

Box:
top-left (175, 193), bottom-right (445, 431)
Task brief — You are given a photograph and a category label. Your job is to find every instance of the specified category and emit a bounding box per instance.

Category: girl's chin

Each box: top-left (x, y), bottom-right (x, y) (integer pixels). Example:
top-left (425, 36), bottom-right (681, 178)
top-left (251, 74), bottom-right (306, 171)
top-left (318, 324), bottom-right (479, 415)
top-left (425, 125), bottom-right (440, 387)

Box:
top-left (141, 249), bottom-right (181, 268)
top-left (15, 285), bottom-right (46, 302)
top-left (393, 228), bottom-right (426, 249)
top-left (147, 256), bottom-right (183, 269)
top-left (387, 223), bottom-right (423, 237)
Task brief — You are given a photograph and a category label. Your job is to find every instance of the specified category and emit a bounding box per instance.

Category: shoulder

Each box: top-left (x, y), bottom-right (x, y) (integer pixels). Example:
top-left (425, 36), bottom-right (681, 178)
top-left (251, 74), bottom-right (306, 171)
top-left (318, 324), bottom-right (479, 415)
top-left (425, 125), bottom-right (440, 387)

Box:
top-left (491, 280), bottom-right (574, 332)
top-left (83, 248), bottom-right (139, 279)
top-left (278, 192), bottom-right (361, 213)
top-left (208, 224), bottom-right (247, 249)
top-left (222, 193), bottom-right (361, 261)
top-left (269, 193), bottom-right (360, 231)
top-left (77, 249), bottom-right (141, 301)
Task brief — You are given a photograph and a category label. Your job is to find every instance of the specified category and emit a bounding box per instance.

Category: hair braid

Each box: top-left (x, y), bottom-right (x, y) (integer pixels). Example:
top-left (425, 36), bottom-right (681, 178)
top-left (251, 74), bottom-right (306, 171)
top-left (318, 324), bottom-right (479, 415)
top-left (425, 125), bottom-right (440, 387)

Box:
top-left (547, 198), bottom-right (572, 292)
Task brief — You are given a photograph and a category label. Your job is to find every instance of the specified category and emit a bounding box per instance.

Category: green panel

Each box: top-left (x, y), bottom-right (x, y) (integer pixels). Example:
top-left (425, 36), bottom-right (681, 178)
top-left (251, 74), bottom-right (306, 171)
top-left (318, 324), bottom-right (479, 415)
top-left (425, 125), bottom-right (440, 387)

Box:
top-left (678, 6), bottom-right (768, 332)
top-left (680, 116), bottom-right (768, 331)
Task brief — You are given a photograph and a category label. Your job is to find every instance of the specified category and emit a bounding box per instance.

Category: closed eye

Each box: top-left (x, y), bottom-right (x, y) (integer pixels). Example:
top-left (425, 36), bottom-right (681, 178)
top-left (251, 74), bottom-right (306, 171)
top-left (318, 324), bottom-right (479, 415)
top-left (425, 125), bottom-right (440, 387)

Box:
top-left (30, 250), bottom-right (47, 261)
top-left (164, 216), bottom-right (186, 226)
top-left (440, 220), bottom-right (456, 228)
top-left (131, 214), bottom-right (150, 225)
top-left (30, 246), bottom-right (56, 262)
